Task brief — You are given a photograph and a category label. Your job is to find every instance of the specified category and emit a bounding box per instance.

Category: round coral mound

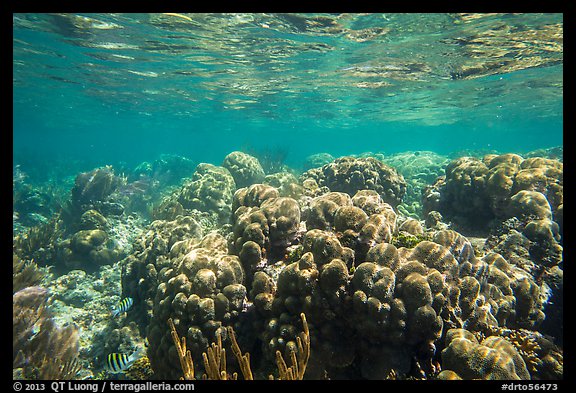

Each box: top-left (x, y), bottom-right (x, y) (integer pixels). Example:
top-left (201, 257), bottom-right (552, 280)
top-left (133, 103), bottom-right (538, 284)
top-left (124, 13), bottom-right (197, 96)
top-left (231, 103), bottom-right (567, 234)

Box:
top-left (300, 156), bottom-right (407, 207)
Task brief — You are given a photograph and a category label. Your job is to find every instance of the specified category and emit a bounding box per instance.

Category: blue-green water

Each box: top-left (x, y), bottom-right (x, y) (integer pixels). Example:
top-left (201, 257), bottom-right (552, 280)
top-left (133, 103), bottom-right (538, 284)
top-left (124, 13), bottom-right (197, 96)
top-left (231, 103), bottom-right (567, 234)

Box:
top-left (14, 13), bottom-right (563, 173)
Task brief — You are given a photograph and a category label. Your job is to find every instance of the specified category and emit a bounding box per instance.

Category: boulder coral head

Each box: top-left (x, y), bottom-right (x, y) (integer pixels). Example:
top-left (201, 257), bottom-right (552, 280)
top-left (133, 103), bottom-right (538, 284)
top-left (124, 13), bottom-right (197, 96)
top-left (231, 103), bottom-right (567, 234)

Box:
top-left (222, 151), bottom-right (266, 189)
top-left (300, 156), bottom-right (407, 207)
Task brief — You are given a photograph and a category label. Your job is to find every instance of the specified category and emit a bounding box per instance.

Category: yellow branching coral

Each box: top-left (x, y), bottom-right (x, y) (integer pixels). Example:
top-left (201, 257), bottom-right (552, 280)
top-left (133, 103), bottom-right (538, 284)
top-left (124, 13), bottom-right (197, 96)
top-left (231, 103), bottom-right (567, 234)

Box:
top-left (272, 313), bottom-right (310, 380)
top-left (228, 326), bottom-right (253, 380)
top-left (169, 313), bottom-right (311, 380)
top-left (500, 329), bottom-right (543, 374)
top-left (202, 329), bottom-right (234, 380)
top-left (168, 318), bottom-right (195, 380)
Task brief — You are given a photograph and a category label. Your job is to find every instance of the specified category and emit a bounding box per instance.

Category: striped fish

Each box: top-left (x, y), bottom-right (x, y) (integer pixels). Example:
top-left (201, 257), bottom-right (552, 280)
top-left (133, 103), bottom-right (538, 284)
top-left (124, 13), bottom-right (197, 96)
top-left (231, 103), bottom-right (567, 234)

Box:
top-left (105, 351), bottom-right (139, 373)
top-left (111, 297), bottom-right (133, 318)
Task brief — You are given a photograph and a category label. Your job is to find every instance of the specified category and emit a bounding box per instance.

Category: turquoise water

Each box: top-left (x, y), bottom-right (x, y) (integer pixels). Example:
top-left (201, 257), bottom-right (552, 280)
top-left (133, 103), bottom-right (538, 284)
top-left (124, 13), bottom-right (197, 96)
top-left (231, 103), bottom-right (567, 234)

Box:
top-left (13, 13), bottom-right (563, 172)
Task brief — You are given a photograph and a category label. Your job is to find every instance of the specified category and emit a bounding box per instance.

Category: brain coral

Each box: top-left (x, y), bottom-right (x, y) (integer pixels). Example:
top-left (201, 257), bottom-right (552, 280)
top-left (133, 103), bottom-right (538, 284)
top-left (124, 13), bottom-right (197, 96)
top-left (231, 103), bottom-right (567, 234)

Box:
top-left (177, 163), bottom-right (236, 224)
top-left (441, 328), bottom-right (530, 380)
top-left (300, 156), bottom-right (407, 207)
top-left (232, 183), bottom-right (279, 211)
top-left (57, 228), bottom-right (125, 270)
top-left (303, 192), bottom-right (352, 231)
top-left (512, 157), bottom-right (563, 214)
top-left (222, 151), bottom-right (266, 188)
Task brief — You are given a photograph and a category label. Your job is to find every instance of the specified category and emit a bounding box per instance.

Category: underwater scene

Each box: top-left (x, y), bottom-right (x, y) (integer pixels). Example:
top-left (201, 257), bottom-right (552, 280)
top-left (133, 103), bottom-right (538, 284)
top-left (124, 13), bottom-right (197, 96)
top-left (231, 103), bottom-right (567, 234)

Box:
top-left (13, 13), bottom-right (563, 381)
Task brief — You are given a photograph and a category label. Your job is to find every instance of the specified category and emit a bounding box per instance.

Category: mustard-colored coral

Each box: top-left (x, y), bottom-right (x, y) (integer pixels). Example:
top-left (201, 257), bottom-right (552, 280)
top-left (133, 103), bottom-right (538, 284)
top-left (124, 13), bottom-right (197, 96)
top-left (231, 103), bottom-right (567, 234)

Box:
top-left (169, 313), bottom-right (310, 380)
top-left (441, 328), bottom-right (530, 380)
top-left (480, 325), bottom-right (563, 379)
top-left (168, 317), bottom-right (195, 380)
top-left (202, 329), bottom-right (232, 380)
top-left (124, 356), bottom-right (154, 380)
top-left (272, 313), bottom-right (310, 380)
top-left (227, 325), bottom-right (253, 380)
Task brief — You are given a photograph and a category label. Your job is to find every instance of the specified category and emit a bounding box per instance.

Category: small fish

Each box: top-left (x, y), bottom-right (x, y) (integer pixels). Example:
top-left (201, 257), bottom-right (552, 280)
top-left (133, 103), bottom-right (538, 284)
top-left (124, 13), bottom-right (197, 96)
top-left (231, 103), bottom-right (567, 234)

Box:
top-left (105, 349), bottom-right (141, 373)
top-left (111, 297), bottom-right (133, 318)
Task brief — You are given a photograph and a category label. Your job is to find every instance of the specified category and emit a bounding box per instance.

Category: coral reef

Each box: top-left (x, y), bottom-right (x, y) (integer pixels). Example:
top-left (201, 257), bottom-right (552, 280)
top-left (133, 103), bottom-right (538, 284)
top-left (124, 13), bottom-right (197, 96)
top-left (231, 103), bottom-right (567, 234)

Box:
top-left (151, 196), bottom-right (186, 221)
top-left (525, 146), bottom-right (563, 162)
top-left (138, 178), bottom-right (554, 380)
top-left (15, 165), bottom-right (147, 274)
top-left (441, 328), bottom-right (530, 379)
top-left (13, 164), bottom-right (70, 232)
top-left (245, 146), bottom-right (290, 175)
top-left (13, 182), bottom-right (54, 227)
top-left (263, 172), bottom-right (304, 200)
top-left (230, 184), bottom-right (302, 283)
top-left (168, 313), bottom-right (309, 380)
top-left (109, 175), bottom-right (158, 218)
top-left (132, 154), bottom-right (196, 187)
top-left (121, 215), bottom-right (205, 330)
top-left (424, 156), bottom-right (492, 228)
top-left (222, 151), bottom-right (266, 189)
top-left (56, 228), bottom-right (125, 271)
top-left (382, 151), bottom-right (449, 185)
top-left (146, 232), bottom-right (246, 379)
top-left (300, 156), bottom-right (407, 207)
top-left (423, 154), bottom-right (563, 234)
top-left (302, 153), bottom-right (335, 171)
top-left (302, 191), bottom-right (352, 231)
top-left (124, 356), bottom-right (155, 380)
top-left (381, 151), bottom-right (449, 218)
top-left (36, 257), bottom-right (158, 379)
top-left (177, 163), bottom-right (236, 224)
top-left (13, 149), bottom-right (562, 381)
top-left (478, 325), bottom-right (563, 380)
top-left (254, 223), bottom-right (548, 378)
top-left (512, 158), bottom-right (563, 214)
top-left (301, 189), bottom-right (397, 262)
top-left (43, 264), bottom-right (133, 370)
top-left (67, 166), bottom-right (125, 219)
top-left (422, 154), bottom-right (563, 335)
top-left (13, 216), bottom-right (63, 267)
